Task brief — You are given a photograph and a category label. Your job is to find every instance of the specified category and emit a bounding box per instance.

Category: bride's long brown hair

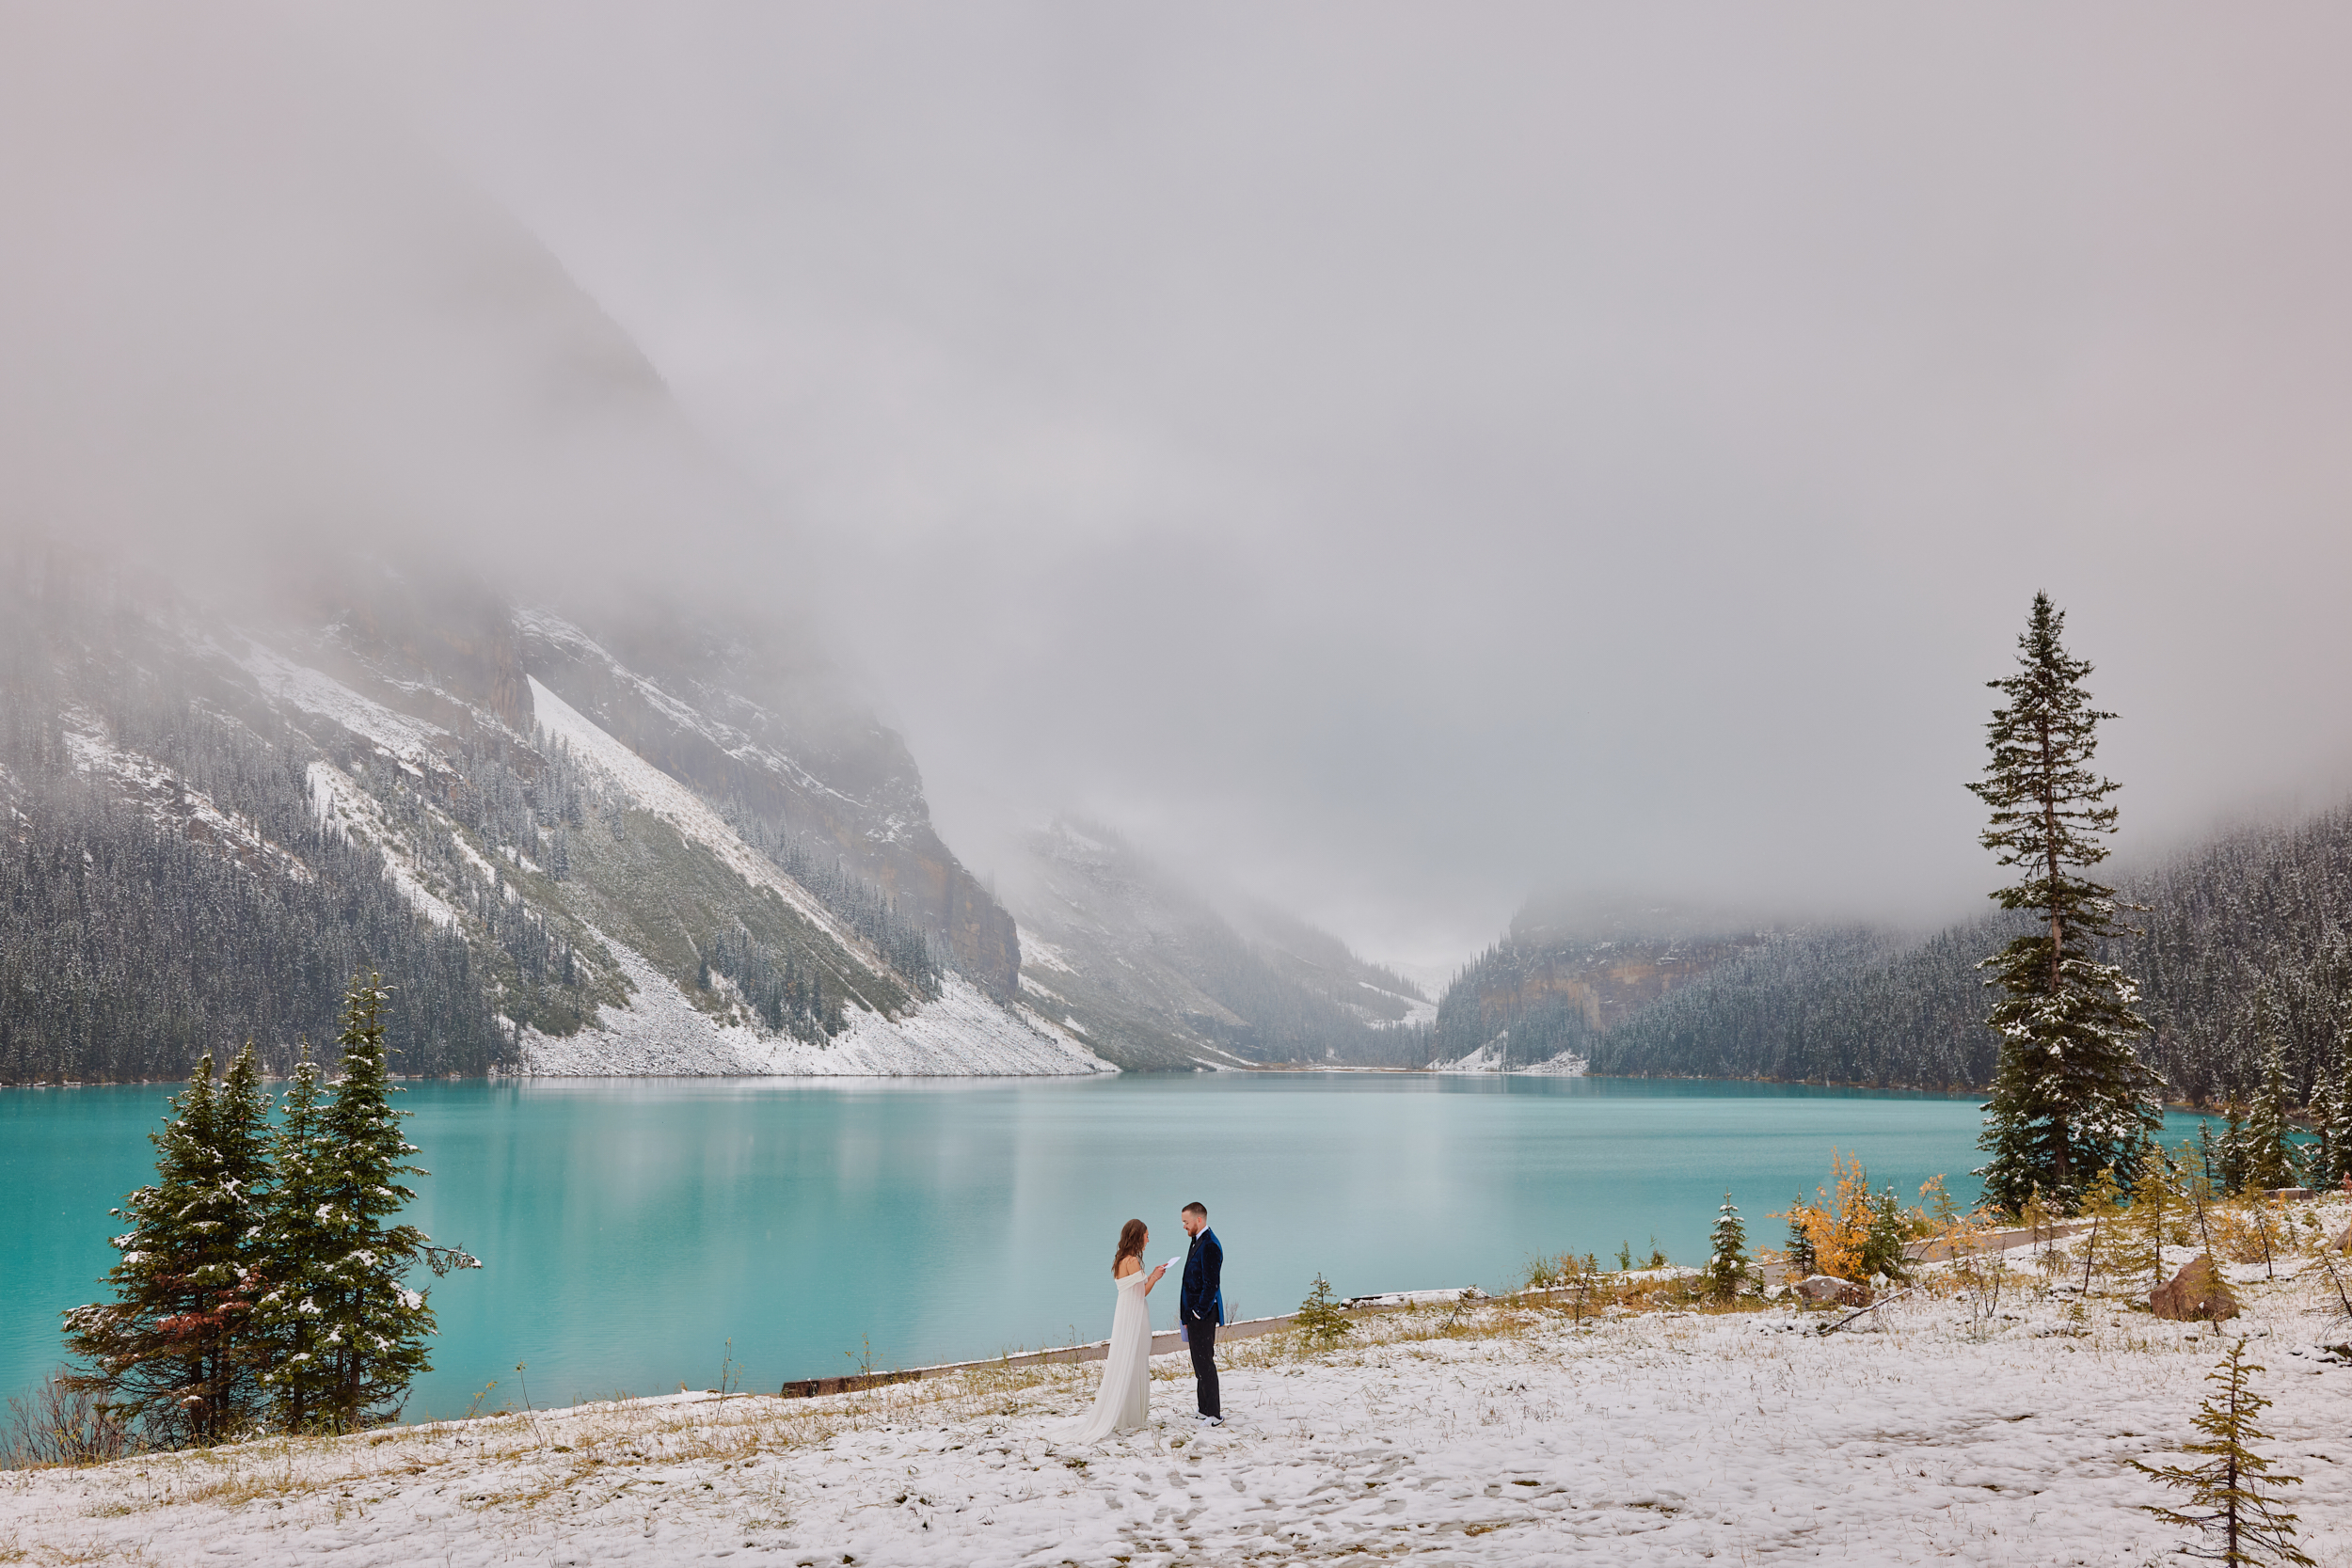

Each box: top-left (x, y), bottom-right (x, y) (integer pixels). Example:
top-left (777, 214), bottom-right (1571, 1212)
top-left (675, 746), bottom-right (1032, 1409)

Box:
top-left (1112, 1218), bottom-right (1149, 1277)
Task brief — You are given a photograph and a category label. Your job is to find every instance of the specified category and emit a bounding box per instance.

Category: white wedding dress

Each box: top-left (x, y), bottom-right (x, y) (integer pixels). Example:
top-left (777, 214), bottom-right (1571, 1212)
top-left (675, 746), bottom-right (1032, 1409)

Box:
top-left (1066, 1269), bottom-right (1153, 1442)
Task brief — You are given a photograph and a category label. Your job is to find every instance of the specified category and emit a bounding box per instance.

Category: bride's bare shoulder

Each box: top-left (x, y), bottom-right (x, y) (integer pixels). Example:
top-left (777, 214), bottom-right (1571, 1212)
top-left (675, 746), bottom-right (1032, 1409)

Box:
top-left (1114, 1257), bottom-right (1142, 1278)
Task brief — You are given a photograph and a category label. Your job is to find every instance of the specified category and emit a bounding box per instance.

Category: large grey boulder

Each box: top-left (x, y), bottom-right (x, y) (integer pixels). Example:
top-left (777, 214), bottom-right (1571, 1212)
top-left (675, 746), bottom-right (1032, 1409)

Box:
top-left (1793, 1275), bottom-right (1868, 1307)
top-left (2150, 1254), bottom-right (2239, 1323)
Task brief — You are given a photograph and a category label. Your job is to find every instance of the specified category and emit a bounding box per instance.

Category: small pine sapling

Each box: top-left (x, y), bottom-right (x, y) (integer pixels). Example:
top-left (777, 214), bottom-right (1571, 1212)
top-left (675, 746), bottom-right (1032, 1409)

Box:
top-left (2074, 1166), bottom-right (2127, 1293)
top-left (1564, 1254), bottom-right (1601, 1325)
top-left (1702, 1193), bottom-right (1753, 1303)
top-left (2135, 1338), bottom-right (2312, 1566)
top-left (1859, 1190), bottom-right (1912, 1286)
top-left (2017, 1189), bottom-right (2069, 1291)
top-left (2183, 1173), bottom-right (2244, 1323)
top-left (1781, 1195), bottom-right (1818, 1277)
top-left (1293, 1274), bottom-right (1354, 1354)
top-left (2126, 1145), bottom-right (2181, 1295)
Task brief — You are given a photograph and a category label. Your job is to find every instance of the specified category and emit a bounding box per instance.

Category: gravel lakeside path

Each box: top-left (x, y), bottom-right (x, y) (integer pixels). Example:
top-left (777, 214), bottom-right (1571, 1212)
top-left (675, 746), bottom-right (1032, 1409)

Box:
top-left (8, 1241), bottom-right (2352, 1565)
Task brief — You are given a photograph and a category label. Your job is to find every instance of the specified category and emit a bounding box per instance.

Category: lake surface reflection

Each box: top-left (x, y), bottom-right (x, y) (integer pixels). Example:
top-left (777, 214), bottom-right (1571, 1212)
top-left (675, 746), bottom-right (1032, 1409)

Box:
top-left (0, 1074), bottom-right (2213, 1418)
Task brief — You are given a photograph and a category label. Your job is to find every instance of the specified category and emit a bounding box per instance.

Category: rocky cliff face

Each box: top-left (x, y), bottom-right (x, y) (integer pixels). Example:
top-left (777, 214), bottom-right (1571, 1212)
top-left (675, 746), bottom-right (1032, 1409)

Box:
top-left (1432, 900), bottom-right (1775, 1069)
top-left (1454, 937), bottom-right (1763, 1035)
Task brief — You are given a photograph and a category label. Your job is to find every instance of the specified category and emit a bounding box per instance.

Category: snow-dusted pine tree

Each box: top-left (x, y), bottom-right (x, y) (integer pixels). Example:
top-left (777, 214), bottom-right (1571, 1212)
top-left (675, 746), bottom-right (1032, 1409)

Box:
top-left (2310, 1016), bottom-right (2352, 1189)
top-left (62, 1044), bottom-right (273, 1447)
top-left (2217, 1105), bottom-right (2251, 1196)
top-left (1970, 594), bottom-right (2163, 1213)
top-left (2242, 1029), bottom-right (2298, 1195)
top-left (255, 979), bottom-right (477, 1433)
top-left (2135, 1338), bottom-right (2313, 1566)
top-left (1701, 1194), bottom-right (1751, 1302)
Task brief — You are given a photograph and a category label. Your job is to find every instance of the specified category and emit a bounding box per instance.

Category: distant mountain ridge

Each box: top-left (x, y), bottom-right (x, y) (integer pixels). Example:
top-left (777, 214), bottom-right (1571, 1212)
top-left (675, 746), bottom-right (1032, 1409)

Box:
top-left (999, 819), bottom-right (1432, 1069)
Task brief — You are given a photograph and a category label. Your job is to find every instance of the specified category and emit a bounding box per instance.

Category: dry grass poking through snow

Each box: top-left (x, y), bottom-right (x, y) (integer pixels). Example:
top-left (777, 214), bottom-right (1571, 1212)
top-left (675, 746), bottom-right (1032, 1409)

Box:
top-left (8, 1206), bottom-right (2352, 1565)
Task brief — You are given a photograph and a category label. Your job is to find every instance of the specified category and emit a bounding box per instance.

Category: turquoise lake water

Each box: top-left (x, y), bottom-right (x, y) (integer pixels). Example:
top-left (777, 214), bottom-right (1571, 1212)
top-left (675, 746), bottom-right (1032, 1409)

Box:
top-left (0, 1075), bottom-right (2218, 1421)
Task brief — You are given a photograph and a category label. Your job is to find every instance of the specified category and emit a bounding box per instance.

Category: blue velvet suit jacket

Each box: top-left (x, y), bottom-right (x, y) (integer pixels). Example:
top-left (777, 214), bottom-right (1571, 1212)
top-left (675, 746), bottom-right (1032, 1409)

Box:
top-left (1180, 1227), bottom-right (1224, 1326)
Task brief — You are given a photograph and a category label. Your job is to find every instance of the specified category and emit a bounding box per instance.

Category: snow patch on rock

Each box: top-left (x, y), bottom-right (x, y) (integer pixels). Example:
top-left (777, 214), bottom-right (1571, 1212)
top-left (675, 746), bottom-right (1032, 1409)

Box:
top-left (236, 641), bottom-right (448, 767)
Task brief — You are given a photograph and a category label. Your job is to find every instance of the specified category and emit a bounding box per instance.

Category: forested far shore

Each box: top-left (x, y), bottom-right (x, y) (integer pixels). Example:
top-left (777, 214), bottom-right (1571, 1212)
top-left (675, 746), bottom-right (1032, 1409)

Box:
top-left (1424, 797), bottom-right (2352, 1112)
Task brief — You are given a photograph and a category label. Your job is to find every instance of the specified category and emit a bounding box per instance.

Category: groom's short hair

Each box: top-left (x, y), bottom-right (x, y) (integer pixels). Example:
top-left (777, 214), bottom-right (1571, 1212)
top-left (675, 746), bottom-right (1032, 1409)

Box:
top-left (1183, 1202), bottom-right (1207, 1218)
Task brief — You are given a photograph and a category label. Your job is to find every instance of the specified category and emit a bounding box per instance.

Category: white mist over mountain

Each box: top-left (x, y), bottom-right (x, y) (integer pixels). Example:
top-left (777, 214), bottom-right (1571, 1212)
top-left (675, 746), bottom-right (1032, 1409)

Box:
top-left (16, 5), bottom-right (2352, 974)
top-left (0, 4), bottom-right (796, 638)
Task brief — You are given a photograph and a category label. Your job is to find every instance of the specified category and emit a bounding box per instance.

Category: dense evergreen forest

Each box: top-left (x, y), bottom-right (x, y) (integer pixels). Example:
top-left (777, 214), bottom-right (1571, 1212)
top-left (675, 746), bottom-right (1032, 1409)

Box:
top-left (1558, 804), bottom-right (2352, 1103)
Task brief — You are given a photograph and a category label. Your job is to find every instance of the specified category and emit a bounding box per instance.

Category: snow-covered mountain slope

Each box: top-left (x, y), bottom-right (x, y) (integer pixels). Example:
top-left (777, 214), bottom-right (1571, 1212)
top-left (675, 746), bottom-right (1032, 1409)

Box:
top-left (997, 818), bottom-right (1432, 1070)
top-left (1, 560), bottom-right (1106, 1081)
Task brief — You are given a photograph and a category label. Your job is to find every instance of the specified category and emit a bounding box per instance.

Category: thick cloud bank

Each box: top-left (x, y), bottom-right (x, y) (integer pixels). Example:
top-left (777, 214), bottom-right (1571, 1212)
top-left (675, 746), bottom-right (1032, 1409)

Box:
top-left (17, 5), bottom-right (2352, 968)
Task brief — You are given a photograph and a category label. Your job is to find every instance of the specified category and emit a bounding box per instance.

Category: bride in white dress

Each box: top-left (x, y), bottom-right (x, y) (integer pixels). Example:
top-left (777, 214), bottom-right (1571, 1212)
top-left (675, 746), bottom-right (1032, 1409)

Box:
top-left (1066, 1219), bottom-right (1168, 1442)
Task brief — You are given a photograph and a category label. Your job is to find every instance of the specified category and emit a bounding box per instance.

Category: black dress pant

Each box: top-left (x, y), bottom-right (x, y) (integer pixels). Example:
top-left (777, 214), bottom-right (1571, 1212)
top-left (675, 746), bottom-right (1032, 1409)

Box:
top-left (1187, 1317), bottom-right (1219, 1418)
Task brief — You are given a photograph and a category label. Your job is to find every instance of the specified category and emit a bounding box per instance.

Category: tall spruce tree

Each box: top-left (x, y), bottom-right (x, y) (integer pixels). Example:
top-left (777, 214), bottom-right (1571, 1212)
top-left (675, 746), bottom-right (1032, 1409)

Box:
top-left (253, 978), bottom-right (476, 1433)
top-left (1970, 593), bottom-right (2162, 1212)
top-left (62, 1044), bottom-right (274, 1447)
top-left (252, 1041), bottom-right (334, 1431)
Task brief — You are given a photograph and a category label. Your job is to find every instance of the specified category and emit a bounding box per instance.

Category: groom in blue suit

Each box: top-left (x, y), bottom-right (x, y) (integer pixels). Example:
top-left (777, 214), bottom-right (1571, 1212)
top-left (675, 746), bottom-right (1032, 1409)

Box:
top-left (1179, 1201), bottom-right (1223, 1425)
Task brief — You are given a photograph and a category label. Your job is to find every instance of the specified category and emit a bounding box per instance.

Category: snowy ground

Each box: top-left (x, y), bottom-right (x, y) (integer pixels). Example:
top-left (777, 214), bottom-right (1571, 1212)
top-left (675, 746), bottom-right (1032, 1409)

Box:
top-left (10, 1227), bottom-right (2352, 1566)
top-left (1430, 1040), bottom-right (1586, 1076)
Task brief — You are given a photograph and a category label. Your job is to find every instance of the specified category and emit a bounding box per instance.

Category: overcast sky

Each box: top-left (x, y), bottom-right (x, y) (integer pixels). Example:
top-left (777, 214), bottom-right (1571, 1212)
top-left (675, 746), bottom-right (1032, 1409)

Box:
top-left (15, 6), bottom-right (2352, 973)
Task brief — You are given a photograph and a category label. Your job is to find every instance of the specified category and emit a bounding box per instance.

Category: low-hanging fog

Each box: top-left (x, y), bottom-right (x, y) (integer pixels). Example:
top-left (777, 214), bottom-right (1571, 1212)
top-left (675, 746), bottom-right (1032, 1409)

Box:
top-left (10, 5), bottom-right (2352, 974)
